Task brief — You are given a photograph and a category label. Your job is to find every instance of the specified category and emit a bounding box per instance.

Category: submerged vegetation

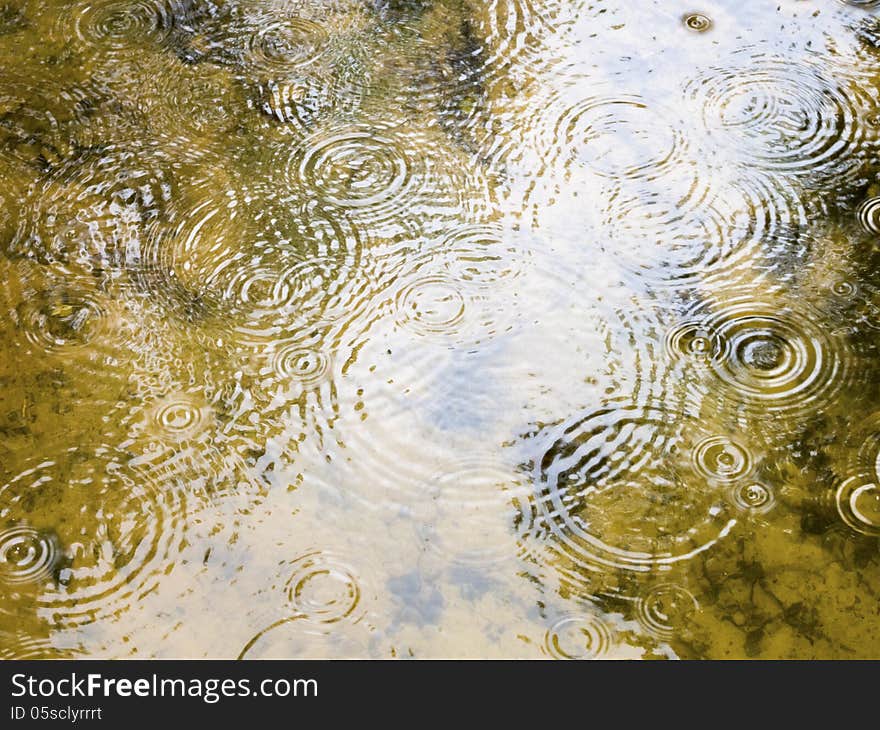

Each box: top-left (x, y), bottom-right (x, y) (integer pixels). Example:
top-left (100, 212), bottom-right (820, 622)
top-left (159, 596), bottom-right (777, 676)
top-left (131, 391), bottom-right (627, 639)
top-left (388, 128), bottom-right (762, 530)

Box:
top-left (0, 0), bottom-right (879, 659)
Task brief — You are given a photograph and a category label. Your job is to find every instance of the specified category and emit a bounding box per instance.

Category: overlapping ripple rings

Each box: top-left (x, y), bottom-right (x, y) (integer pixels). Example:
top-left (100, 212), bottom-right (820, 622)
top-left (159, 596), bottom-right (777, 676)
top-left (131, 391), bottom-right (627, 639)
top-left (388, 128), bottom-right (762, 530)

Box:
top-left (0, 257), bottom-right (140, 407)
top-left (515, 400), bottom-right (737, 576)
top-left (543, 613), bottom-right (616, 660)
top-left (190, 2), bottom-right (352, 75)
top-left (11, 142), bottom-right (174, 270)
top-left (292, 124), bottom-right (418, 225)
top-left (11, 277), bottom-right (110, 353)
top-left (389, 229), bottom-right (525, 349)
top-left (145, 391), bottom-right (214, 443)
top-left (270, 343), bottom-right (331, 390)
top-left (598, 173), bottom-right (809, 286)
top-left (541, 92), bottom-right (688, 183)
top-left (61, 0), bottom-right (182, 53)
top-left (284, 550), bottom-right (363, 624)
top-left (418, 459), bottom-right (530, 567)
top-left (245, 14), bottom-right (328, 75)
top-left (0, 80), bottom-right (86, 168)
top-left (468, 0), bottom-right (560, 88)
top-left (237, 546), bottom-right (372, 659)
top-left (4, 0), bottom-right (880, 661)
top-left (692, 436), bottom-right (753, 484)
top-left (529, 78), bottom-right (813, 286)
top-left (138, 182), bottom-right (364, 342)
top-left (729, 482), bottom-right (775, 514)
top-left (683, 51), bottom-right (875, 179)
top-left (138, 59), bottom-right (251, 142)
top-left (0, 450), bottom-right (188, 627)
top-left (666, 293), bottom-right (853, 417)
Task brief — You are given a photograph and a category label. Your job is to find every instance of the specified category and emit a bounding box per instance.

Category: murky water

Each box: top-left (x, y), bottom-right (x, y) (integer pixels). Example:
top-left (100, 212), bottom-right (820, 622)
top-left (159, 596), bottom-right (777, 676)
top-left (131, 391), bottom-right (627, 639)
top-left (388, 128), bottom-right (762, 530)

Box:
top-left (1, 0), bottom-right (880, 659)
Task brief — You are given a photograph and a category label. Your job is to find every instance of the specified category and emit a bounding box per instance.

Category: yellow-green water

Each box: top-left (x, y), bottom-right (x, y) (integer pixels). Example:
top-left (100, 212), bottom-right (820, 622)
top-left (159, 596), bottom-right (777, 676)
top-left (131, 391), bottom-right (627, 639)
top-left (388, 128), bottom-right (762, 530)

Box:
top-left (1, 0), bottom-right (880, 659)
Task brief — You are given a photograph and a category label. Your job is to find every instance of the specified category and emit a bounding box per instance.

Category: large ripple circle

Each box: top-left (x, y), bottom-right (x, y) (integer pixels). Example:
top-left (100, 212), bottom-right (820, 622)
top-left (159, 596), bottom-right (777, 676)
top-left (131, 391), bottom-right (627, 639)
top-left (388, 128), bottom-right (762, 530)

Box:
top-left (63, 0), bottom-right (179, 51)
top-left (708, 301), bottom-right (848, 416)
top-left (543, 93), bottom-right (688, 182)
top-left (668, 294), bottom-right (851, 417)
top-left (836, 475), bottom-right (880, 537)
top-left (0, 451), bottom-right (188, 626)
top-left (246, 15), bottom-right (328, 73)
top-left (284, 550), bottom-right (362, 624)
top-left (515, 400), bottom-right (737, 575)
top-left (543, 614), bottom-right (616, 660)
top-left (0, 526), bottom-right (59, 586)
top-left (683, 53), bottom-right (871, 176)
top-left (293, 125), bottom-right (416, 220)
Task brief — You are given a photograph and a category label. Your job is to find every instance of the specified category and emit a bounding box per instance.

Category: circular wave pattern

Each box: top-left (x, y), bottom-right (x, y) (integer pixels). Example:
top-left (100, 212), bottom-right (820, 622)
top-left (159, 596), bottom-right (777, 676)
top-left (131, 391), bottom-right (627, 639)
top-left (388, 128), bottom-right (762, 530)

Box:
top-left (708, 303), bottom-right (846, 416)
top-left (283, 121), bottom-right (482, 238)
top-left (420, 460), bottom-right (528, 567)
top-left (438, 224), bottom-right (524, 286)
top-left (856, 196), bottom-right (880, 235)
top-left (395, 276), bottom-right (466, 338)
top-left (835, 476), bottom-right (880, 537)
top-left (684, 54), bottom-right (871, 176)
top-left (0, 526), bottom-right (59, 586)
top-left (601, 189), bottom-right (724, 283)
top-left (0, 451), bottom-right (188, 627)
top-left (665, 321), bottom-right (726, 365)
top-left (150, 393), bottom-right (212, 442)
top-left (515, 401), bottom-right (737, 575)
top-left (729, 482), bottom-right (775, 514)
top-left (636, 584), bottom-right (699, 640)
top-left (692, 436), bottom-right (753, 484)
top-left (832, 280), bottom-right (858, 298)
top-left (544, 614), bottom-right (616, 660)
top-left (285, 551), bottom-right (361, 624)
top-left (390, 229), bottom-right (524, 347)
top-left (140, 60), bottom-right (249, 141)
top-left (258, 76), bottom-right (343, 131)
top-left (598, 170), bottom-right (808, 285)
top-left (64, 0), bottom-right (179, 51)
top-left (0, 80), bottom-right (90, 167)
top-left (17, 285), bottom-right (109, 353)
top-left (271, 343), bottom-right (331, 388)
top-left (547, 94), bottom-right (688, 182)
top-left (294, 126), bottom-right (415, 219)
top-left (138, 189), bottom-right (363, 342)
top-left (123, 388), bottom-right (243, 515)
top-left (669, 295), bottom-right (850, 417)
top-left (391, 269), bottom-right (518, 347)
top-left (0, 257), bottom-right (141, 403)
top-left (246, 15), bottom-right (328, 74)
top-left (683, 13), bottom-right (712, 32)
top-left (473, 0), bottom-right (557, 87)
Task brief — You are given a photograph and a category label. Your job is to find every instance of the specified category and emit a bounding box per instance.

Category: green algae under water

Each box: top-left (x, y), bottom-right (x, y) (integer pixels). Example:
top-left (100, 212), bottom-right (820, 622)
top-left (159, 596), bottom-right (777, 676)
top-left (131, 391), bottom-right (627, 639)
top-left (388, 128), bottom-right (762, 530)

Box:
top-left (1, 0), bottom-right (880, 659)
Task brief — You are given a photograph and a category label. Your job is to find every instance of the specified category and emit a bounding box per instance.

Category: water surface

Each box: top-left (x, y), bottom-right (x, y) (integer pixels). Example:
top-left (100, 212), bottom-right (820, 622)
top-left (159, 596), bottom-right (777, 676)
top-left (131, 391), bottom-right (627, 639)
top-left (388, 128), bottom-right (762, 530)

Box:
top-left (2, 0), bottom-right (880, 659)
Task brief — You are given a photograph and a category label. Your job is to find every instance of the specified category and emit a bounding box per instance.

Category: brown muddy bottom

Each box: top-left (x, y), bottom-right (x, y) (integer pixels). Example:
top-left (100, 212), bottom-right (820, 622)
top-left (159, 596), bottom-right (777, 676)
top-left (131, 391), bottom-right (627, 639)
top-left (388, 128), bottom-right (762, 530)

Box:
top-left (1, 0), bottom-right (880, 659)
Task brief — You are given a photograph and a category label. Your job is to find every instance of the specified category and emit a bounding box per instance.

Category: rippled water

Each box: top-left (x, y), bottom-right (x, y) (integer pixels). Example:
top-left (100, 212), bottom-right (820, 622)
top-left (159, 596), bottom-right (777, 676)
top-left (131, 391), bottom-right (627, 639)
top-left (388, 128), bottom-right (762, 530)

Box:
top-left (1, 0), bottom-right (880, 659)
